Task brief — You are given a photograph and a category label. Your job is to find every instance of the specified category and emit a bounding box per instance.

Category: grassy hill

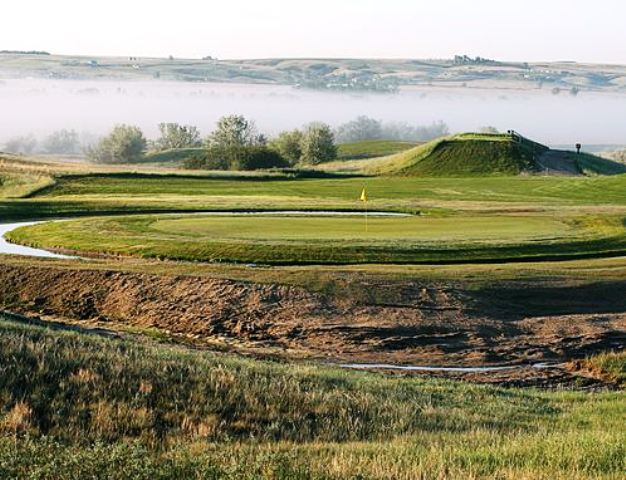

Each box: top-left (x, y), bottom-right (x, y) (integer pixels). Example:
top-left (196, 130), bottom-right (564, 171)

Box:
top-left (369, 133), bottom-right (549, 176)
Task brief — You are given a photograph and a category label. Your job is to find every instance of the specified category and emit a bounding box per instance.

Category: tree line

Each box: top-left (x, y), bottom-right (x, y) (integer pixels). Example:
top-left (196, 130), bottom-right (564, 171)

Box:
top-left (2, 115), bottom-right (451, 171)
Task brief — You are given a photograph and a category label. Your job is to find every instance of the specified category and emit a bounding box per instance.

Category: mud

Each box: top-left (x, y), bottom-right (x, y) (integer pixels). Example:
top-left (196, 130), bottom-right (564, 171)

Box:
top-left (0, 263), bottom-right (624, 388)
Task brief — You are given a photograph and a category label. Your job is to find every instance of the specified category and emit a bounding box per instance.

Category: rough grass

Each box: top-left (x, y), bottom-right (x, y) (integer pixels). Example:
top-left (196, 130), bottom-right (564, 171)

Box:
top-left (0, 315), bottom-right (624, 479)
top-left (583, 351), bottom-right (626, 386)
top-left (7, 213), bottom-right (626, 265)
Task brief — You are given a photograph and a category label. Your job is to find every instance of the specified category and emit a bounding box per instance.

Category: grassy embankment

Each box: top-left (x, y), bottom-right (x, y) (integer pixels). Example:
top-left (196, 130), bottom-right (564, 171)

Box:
top-left (0, 314), bottom-right (624, 479)
top-left (336, 140), bottom-right (420, 160)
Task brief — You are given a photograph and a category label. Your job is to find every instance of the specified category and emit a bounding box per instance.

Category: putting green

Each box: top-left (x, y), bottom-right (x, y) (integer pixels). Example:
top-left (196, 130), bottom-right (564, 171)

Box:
top-left (6, 213), bottom-right (626, 265)
top-left (149, 215), bottom-right (573, 242)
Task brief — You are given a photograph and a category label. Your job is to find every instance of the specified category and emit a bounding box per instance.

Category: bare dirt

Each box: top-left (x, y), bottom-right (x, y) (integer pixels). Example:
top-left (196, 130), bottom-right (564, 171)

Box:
top-left (0, 263), bottom-right (624, 389)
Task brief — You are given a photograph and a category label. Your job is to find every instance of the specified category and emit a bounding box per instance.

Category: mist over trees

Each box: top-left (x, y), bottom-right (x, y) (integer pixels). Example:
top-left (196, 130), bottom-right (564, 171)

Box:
top-left (334, 116), bottom-right (449, 143)
top-left (3, 135), bottom-right (38, 154)
top-left (42, 129), bottom-right (81, 154)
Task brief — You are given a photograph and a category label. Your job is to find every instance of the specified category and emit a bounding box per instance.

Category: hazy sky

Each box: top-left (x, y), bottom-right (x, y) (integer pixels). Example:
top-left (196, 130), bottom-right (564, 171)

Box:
top-left (2, 0), bottom-right (625, 62)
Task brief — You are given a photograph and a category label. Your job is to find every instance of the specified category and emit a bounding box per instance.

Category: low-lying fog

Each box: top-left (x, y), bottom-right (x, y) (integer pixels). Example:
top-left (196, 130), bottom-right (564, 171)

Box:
top-left (2, 78), bottom-right (626, 146)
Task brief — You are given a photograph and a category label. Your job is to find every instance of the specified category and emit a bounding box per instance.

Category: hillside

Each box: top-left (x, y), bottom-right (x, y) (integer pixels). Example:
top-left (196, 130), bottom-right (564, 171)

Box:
top-left (367, 133), bottom-right (626, 177)
top-left (3, 53), bottom-right (626, 93)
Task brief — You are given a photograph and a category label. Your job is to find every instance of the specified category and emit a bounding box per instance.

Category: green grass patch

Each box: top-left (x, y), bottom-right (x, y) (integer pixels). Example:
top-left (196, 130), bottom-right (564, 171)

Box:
top-left (7, 213), bottom-right (626, 265)
top-left (336, 140), bottom-right (419, 160)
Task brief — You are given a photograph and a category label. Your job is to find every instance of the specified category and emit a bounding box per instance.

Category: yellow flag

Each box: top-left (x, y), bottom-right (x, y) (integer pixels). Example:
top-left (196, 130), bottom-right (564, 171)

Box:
top-left (360, 187), bottom-right (368, 202)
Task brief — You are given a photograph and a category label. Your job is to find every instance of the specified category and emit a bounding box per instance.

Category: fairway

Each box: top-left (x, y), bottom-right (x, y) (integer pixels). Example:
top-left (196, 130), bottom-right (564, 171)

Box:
top-left (7, 212), bottom-right (626, 264)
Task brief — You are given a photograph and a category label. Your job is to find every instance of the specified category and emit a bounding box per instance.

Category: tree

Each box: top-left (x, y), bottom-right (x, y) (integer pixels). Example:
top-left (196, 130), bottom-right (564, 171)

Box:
top-left (334, 116), bottom-right (383, 143)
top-left (42, 129), bottom-right (80, 154)
top-left (300, 123), bottom-right (337, 165)
top-left (87, 125), bottom-right (147, 163)
top-left (269, 129), bottom-right (303, 165)
top-left (3, 135), bottom-right (37, 154)
top-left (479, 126), bottom-right (499, 134)
top-left (204, 115), bottom-right (268, 168)
top-left (206, 115), bottom-right (264, 149)
top-left (155, 123), bottom-right (201, 150)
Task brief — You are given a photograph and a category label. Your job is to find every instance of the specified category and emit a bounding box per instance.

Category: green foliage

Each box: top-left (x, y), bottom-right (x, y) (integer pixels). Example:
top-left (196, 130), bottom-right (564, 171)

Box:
top-left (87, 125), bottom-right (147, 164)
top-left (300, 123), bottom-right (337, 165)
top-left (155, 123), bottom-right (201, 151)
top-left (183, 146), bottom-right (288, 171)
top-left (206, 115), bottom-right (264, 149)
top-left (269, 129), bottom-right (303, 165)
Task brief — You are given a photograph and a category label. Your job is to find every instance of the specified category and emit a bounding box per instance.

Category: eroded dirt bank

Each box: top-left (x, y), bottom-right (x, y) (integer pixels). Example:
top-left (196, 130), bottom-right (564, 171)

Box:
top-left (0, 263), bottom-right (624, 387)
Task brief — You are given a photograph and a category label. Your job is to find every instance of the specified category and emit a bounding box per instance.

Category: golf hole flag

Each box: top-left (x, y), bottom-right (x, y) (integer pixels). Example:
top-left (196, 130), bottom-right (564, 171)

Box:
top-left (360, 187), bottom-right (368, 202)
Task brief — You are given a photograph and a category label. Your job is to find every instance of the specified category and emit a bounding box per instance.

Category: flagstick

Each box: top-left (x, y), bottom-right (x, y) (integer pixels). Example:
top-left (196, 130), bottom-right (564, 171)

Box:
top-left (365, 202), bottom-right (368, 233)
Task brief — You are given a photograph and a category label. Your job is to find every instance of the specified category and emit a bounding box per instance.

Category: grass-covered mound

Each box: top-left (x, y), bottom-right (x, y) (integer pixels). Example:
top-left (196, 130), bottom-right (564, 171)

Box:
top-left (370, 133), bottom-right (548, 176)
top-left (0, 314), bottom-right (624, 479)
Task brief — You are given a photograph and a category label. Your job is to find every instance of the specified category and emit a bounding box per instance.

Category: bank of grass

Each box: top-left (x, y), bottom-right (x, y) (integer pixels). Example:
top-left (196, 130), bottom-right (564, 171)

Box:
top-left (0, 315), bottom-right (624, 479)
top-left (336, 140), bottom-right (419, 160)
top-left (140, 147), bottom-right (207, 165)
top-left (7, 212), bottom-right (626, 265)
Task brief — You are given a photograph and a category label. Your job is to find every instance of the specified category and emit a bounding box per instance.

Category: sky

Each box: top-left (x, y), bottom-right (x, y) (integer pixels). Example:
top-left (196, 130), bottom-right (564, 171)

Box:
top-left (1, 0), bottom-right (625, 63)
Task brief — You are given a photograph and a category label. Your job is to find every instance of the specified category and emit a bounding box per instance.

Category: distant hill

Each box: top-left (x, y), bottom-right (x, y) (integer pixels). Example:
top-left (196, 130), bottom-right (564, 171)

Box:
top-left (367, 133), bottom-right (626, 177)
top-left (2, 53), bottom-right (626, 93)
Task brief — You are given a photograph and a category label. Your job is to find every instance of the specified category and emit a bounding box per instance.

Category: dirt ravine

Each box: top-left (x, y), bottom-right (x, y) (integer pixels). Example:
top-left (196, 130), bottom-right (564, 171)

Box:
top-left (0, 263), bottom-right (624, 387)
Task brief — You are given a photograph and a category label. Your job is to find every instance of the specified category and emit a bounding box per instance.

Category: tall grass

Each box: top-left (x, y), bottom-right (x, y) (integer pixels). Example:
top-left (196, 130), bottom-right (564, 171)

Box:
top-left (0, 316), bottom-right (624, 478)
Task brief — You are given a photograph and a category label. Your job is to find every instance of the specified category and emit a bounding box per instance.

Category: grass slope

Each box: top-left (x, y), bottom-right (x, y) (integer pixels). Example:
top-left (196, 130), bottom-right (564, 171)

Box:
top-left (141, 148), bottom-right (206, 165)
top-left (370, 133), bottom-right (548, 176)
top-left (0, 315), bottom-right (624, 479)
top-left (336, 140), bottom-right (420, 160)
top-left (575, 152), bottom-right (626, 175)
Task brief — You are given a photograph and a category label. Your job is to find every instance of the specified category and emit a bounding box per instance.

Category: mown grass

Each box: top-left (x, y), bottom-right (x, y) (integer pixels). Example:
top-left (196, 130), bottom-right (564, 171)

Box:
top-left (336, 140), bottom-right (419, 160)
top-left (8, 213), bottom-right (626, 265)
top-left (0, 315), bottom-right (624, 479)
